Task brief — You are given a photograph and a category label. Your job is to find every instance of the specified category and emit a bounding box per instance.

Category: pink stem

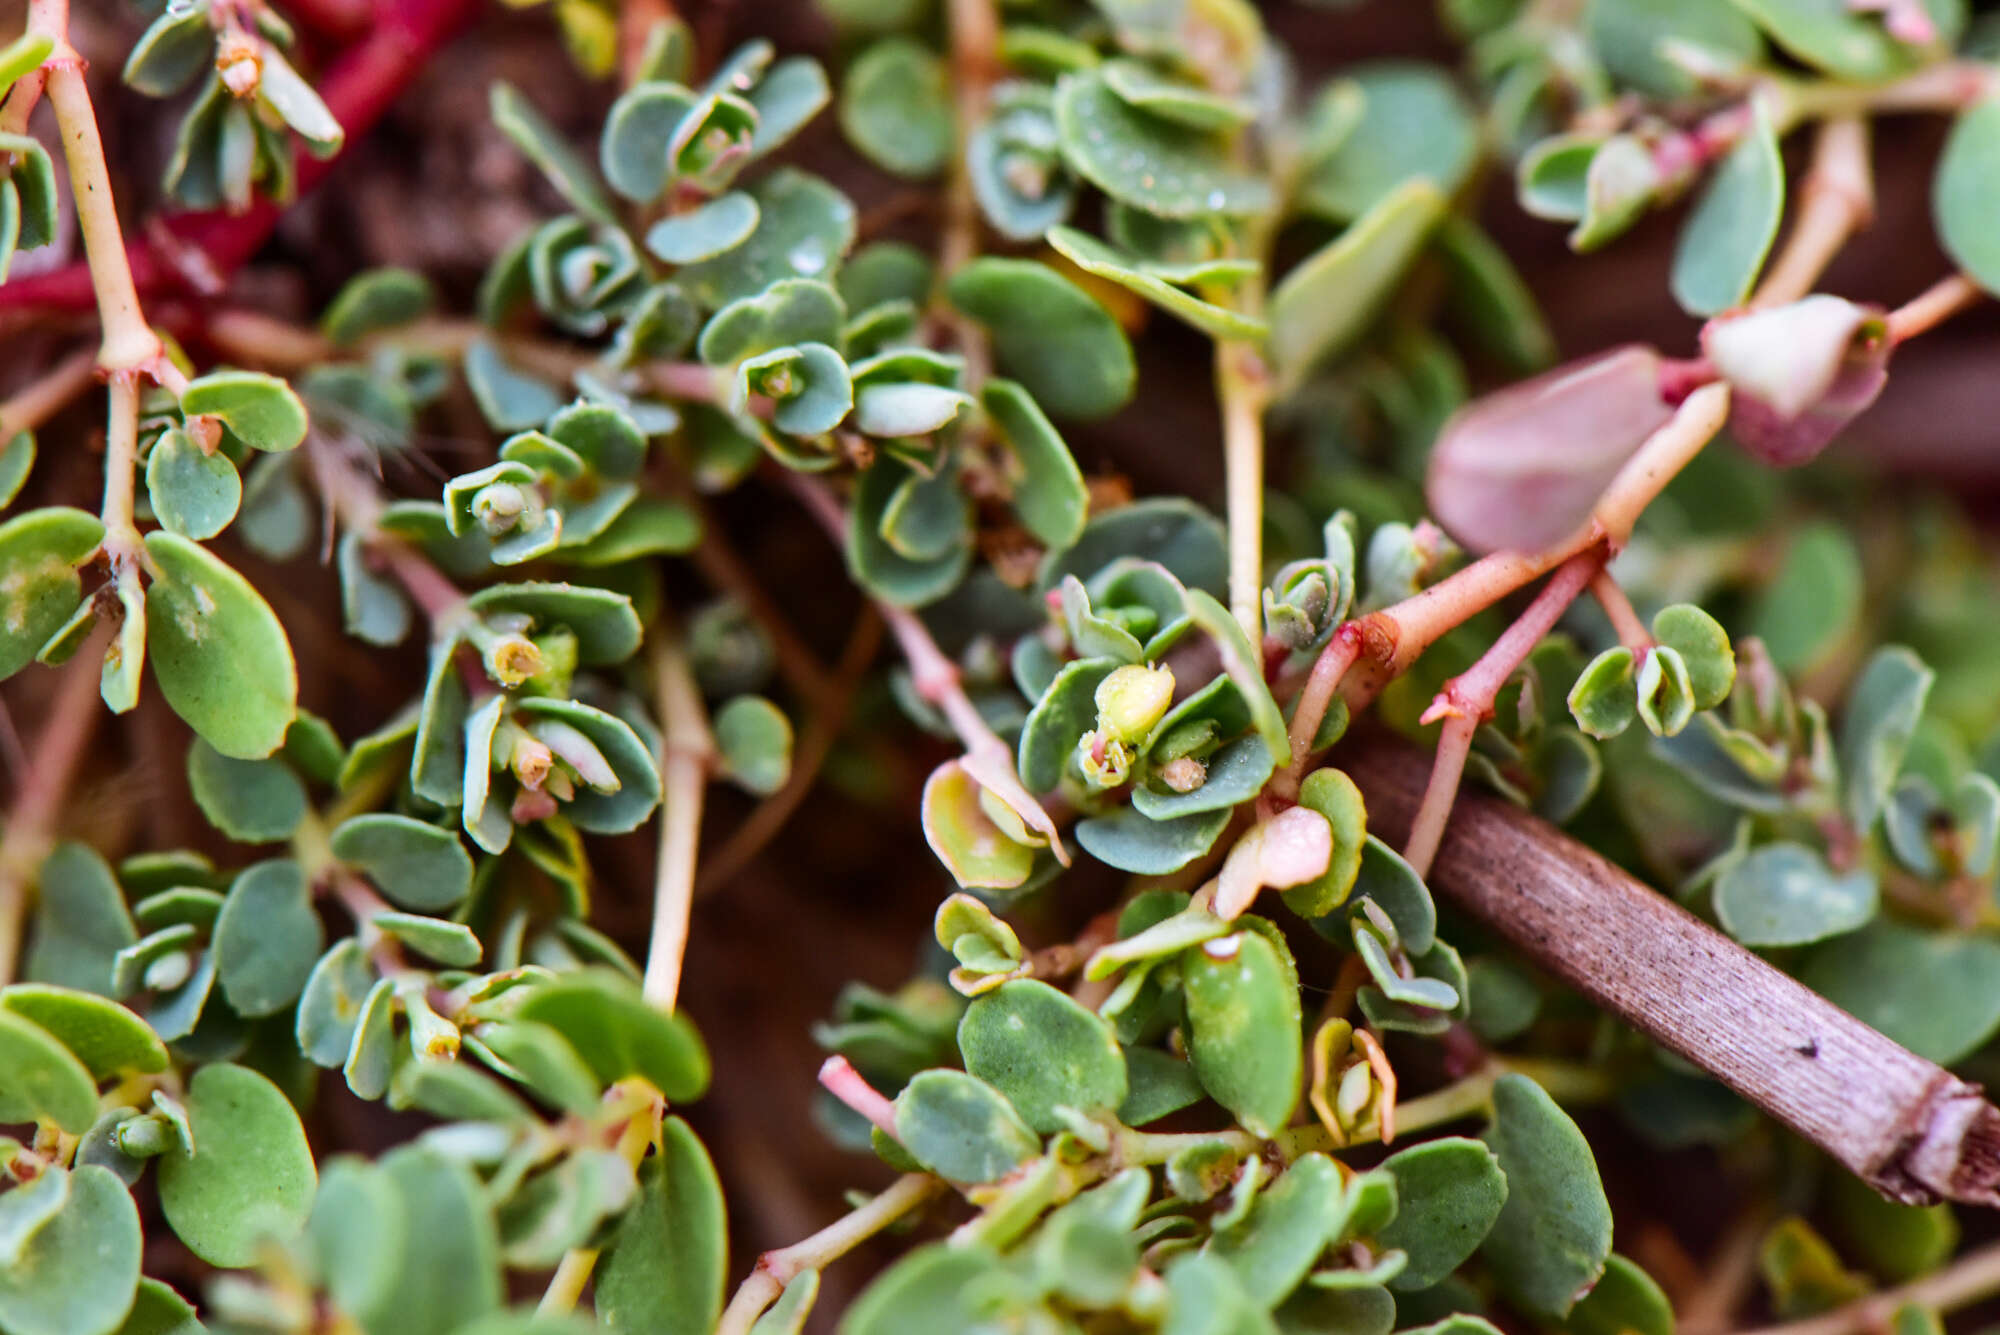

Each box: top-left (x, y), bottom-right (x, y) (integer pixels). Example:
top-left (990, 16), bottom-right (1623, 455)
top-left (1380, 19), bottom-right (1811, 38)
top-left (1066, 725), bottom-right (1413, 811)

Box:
top-left (1589, 569), bottom-right (1652, 653)
top-left (818, 1056), bottom-right (899, 1138)
top-left (1402, 552), bottom-right (1602, 878)
top-left (0, 0), bottom-right (479, 313)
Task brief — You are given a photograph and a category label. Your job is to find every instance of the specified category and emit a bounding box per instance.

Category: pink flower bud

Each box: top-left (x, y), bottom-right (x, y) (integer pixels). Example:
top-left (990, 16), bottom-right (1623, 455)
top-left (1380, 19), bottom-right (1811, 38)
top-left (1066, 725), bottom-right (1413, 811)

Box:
top-left (1701, 296), bottom-right (1891, 467)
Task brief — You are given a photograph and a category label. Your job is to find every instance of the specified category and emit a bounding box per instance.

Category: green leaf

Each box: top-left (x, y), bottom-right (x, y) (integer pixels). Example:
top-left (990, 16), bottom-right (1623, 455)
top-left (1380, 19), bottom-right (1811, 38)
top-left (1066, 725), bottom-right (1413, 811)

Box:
top-left (1052, 69), bottom-right (1272, 219)
top-left (0, 507), bottom-right (103, 681)
top-left (1207, 1153), bottom-right (1345, 1306)
top-left (1436, 216), bottom-right (1558, 373)
top-left (1480, 1074), bottom-right (1613, 1318)
top-left (1713, 842), bottom-right (1876, 947)
top-left (597, 1118), bottom-right (728, 1335)
top-left (498, 1150), bottom-right (638, 1268)
top-left (1586, 0), bottom-right (1765, 97)
top-left (144, 429), bottom-right (240, 540)
top-left (1635, 644), bottom-right (1696, 738)
top-left (959, 979), bottom-right (1126, 1133)
top-left (892, 1068), bottom-right (1040, 1182)
top-left (1161, 1251), bottom-right (1278, 1335)
top-left (981, 378), bottom-right (1087, 550)
top-left (353, 1146), bottom-right (503, 1335)
top-left (105, 1279), bottom-right (204, 1335)
top-left (143, 530), bottom-right (297, 759)
top-left (1269, 180), bottom-right (1448, 392)
top-left (490, 82), bottom-right (618, 226)
top-left (1282, 768), bottom-right (1368, 918)
top-left (1018, 655), bottom-right (1119, 792)
top-left (212, 860), bottom-right (323, 1017)
top-left (329, 813), bottom-right (474, 911)
top-left (306, 1158), bottom-right (406, 1320)
top-left (645, 192), bottom-right (760, 264)
top-left (1040, 496), bottom-right (1227, 597)
top-left (185, 739), bottom-right (306, 843)
top-left (24, 843), bottom-right (135, 996)
top-left (1298, 63), bottom-right (1478, 222)
top-left (1729, 0), bottom-right (1960, 82)
top-left (1076, 804), bottom-right (1231, 874)
top-left (0, 36), bottom-right (49, 96)
top-left (1044, 225), bottom-right (1266, 340)
top-left (1184, 588), bottom-right (1292, 767)
top-left (338, 530), bottom-right (412, 647)
top-left (599, 80), bottom-right (699, 203)
top-left (371, 912), bottom-right (482, 967)
top-left (0, 1008), bottom-right (99, 1133)
top-left (920, 760), bottom-right (1037, 890)
top-left (1653, 604), bottom-right (1735, 709)
top-left (1377, 1137), bottom-right (1508, 1290)
top-left (847, 456), bottom-right (971, 607)
top-left (1937, 98), bottom-right (2000, 296)
top-left (513, 969), bottom-right (710, 1101)
top-left (947, 257), bottom-right (1135, 419)
top-left (0, 986), bottom-right (165, 1079)
top-left (0, 430), bottom-right (34, 511)
top-left (0, 1167), bottom-right (142, 1335)
top-left (1568, 647), bottom-right (1638, 739)
top-left (464, 339), bottom-right (564, 433)
top-left (1671, 106), bottom-right (1783, 317)
top-left (1183, 928), bottom-right (1302, 1138)
top-left (513, 696), bottom-right (663, 833)
top-left (714, 695), bottom-right (792, 796)
top-left (123, 5), bottom-right (207, 96)
top-left (296, 939), bottom-right (377, 1068)
top-left (748, 56), bottom-right (830, 159)
top-left (465, 582), bottom-right (643, 665)
top-left (678, 168), bottom-right (858, 307)
top-left (745, 343), bottom-right (855, 437)
top-left (1133, 733), bottom-right (1275, 819)
top-left (157, 1063), bottom-right (317, 1266)
top-left (1564, 1255), bottom-right (1675, 1335)
top-left (1800, 920), bottom-right (2000, 1064)
top-left (839, 38), bottom-right (952, 177)
top-left (1826, 1169), bottom-right (1958, 1284)
top-left (843, 1243), bottom-right (1005, 1335)
top-left (321, 267), bottom-right (434, 345)
top-left (1838, 646), bottom-right (1934, 832)
top-left (180, 371), bottom-right (308, 454)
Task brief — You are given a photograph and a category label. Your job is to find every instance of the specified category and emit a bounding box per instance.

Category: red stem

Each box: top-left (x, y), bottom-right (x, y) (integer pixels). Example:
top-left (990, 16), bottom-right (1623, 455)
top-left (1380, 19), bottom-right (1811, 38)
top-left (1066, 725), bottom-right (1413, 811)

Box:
top-left (0, 0), bottom-right (480, 313)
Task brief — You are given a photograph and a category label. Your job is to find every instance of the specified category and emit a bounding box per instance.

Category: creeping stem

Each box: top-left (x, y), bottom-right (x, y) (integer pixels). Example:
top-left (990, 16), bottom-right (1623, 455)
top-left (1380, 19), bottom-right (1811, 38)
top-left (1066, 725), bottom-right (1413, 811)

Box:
top-left (1276, 382), bottom-right (1731, 795)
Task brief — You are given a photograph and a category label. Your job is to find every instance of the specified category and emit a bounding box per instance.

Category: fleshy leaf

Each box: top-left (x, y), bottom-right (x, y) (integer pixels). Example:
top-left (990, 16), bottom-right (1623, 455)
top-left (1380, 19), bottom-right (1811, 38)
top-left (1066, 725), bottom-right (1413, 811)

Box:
top-left (947, 258), bottom-right (1135, 420)
top-left (143, 531), bottom-right (297, 760)
top-left (596, 1118), bottom-right (728, 1335)
top-left (959, 979), bottom-right (1127, 1133)
top-left (1182, 928), bottom-right (1302, 1138)
top-left (157, 1063), bottom-right (318, 1266)
top-left (1671, 105), bottom-right (1783, 317)
top-left (1480, 1074), bottom-right (1613, 1318)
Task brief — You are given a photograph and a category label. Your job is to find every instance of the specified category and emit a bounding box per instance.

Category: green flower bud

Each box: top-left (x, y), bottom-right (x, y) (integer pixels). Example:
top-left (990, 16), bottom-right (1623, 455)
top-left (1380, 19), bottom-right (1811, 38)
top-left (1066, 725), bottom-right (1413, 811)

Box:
top-left (1094, 663), bottom-right (1175, 744)
top-left (114, 1114), bottom-right (174, 1159)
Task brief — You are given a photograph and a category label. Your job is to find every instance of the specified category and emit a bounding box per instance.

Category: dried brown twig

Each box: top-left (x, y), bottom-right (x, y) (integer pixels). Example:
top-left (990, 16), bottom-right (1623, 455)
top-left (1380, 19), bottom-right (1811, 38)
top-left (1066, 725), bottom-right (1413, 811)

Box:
top-left (1344, 729), bottom-right (2000, 1207)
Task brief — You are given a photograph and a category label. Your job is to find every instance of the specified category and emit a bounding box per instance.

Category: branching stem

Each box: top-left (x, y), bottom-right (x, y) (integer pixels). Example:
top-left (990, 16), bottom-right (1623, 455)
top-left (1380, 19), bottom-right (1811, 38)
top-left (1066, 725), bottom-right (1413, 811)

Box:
top-left (784, 471), bottom-right (1067, 860)
top-left (1402, 552), bottom-right (1601, 877)
top-left (715, 1172), bottom-right (945, 1335)
top-left (1280, 384), bottom-right (1729, 793)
